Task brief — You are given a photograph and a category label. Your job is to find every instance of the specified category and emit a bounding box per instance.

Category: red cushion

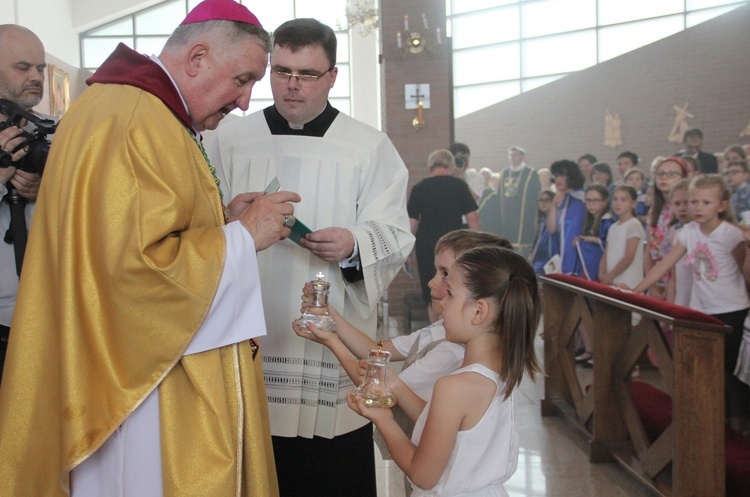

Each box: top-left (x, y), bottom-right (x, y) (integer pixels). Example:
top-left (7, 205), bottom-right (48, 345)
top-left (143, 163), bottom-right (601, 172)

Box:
top-left (630, 381), bottom-right (750, 496)
top-left (630, 380), bottom-right (672, 442)
top-left (544, 273), bottom-right (724, 326)
top-left (726, 428), bottom-right (750, 497)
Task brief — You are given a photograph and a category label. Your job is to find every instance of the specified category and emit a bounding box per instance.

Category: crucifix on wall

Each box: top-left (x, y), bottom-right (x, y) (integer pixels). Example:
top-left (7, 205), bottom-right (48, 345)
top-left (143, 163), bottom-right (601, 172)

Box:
top-left (668, 102), bottom-right (694, 143)
top-left (405, 84), bottom-right (430, 129)
top-left (404, 84), bottom-right (430, 109)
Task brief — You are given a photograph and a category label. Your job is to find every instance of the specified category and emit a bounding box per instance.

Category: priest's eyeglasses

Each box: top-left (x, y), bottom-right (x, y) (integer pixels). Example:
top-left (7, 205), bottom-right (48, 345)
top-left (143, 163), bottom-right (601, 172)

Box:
top-left (271, 68), bottom-right (333, 86)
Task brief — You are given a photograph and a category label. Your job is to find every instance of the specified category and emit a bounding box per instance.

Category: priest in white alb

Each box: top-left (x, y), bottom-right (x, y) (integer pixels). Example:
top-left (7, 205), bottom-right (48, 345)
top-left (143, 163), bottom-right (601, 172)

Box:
top-left (209, 18), bottom-right (414, 497)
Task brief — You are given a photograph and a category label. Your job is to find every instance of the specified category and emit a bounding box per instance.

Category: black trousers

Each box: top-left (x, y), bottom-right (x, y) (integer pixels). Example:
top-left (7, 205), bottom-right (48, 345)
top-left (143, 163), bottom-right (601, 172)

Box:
top-left (0, 324), bottom-right (9, 385)
top-left (272, 423), bottom-right (377, 497)
top-left (714, 308), bottom-right (750, 418)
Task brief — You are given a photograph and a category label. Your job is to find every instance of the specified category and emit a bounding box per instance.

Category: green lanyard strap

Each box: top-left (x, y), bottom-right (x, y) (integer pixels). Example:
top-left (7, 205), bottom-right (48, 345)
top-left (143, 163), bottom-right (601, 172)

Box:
top-left (191, 133), bottom-right (229, 224)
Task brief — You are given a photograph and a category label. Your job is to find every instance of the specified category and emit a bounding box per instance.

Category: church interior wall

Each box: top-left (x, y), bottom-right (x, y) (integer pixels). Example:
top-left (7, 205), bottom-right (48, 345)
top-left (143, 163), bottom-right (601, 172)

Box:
top-left (6, 1), bottom-right (750, 318)
top-left (454, 5), bottom-right (750, 176)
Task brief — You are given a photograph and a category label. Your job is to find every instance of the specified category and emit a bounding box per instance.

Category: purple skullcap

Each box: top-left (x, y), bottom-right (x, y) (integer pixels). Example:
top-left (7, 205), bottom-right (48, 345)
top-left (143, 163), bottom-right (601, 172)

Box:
top-left (180, 0), bottom-right (262, 27)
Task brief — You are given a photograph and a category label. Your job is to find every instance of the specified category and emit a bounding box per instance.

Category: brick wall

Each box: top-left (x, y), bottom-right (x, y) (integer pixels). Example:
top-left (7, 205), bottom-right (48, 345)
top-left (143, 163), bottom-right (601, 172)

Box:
top-left (381, 0), bottom-right (451, 318)
top-left (454, 5), bottom-right (750, 178)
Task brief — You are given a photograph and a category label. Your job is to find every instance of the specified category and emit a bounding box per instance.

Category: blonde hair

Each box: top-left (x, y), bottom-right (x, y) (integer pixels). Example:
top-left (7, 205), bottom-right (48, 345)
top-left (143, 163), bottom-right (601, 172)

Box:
top-left (689, 174), bottom-right (735, 223)
top-left (427, 149), bottom-right (455, 170)
top-left (670, 178), bottom-right (690, 198)
top-left (668, 179), bottom-right (690, 226)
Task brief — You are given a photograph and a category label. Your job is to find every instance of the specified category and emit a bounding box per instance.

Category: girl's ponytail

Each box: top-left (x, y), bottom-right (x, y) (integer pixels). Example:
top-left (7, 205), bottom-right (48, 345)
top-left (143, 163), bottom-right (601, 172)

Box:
top-left (454, 247), bottom-right (543, 399)
top-left (496, 273), bottom-right (542, 398)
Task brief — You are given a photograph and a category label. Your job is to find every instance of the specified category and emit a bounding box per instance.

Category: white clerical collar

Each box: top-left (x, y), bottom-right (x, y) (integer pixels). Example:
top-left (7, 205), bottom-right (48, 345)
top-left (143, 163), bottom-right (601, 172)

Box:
top-left (510, 162), bottom-right (526, 172)
top-left (287, 106), bottom-right (327, 130)
top-left (149, 54), bottom-right (200, 140)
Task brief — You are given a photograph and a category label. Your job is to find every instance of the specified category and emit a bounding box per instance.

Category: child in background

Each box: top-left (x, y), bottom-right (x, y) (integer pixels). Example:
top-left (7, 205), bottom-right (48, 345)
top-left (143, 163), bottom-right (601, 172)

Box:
top-left (735, 305), bottom-right (750, 435)
top-left (683, 156), bottom-right (700, 179)
top-left (725, 160), bottom-right (750, 223)
top-left (624, 168), bottom-right (649, 220)
top-left (644, 184), bottom-right (654, 221)
top-left (348, 247), bottom-right (542, 497)
top-left (629, 174), bottom-right (750, 434)
top-left (530, 190), bottom-right (555, 275)
top-left (645, 157), bottom-right (688, 300)
top-left (599, 186), bottom-right (645, 287)
top-left (666, 180), bottom-right (692, 307)
top-left (591, 162), bottom-right (616, 199)
top-left (573, 186), bottom-right (644, 368)
top-left (575, 184), bottom-right (614, 281)
top-left (572, 185), bottom-right (614, 366)
top-left (616, 151), bottom-right (639, 183)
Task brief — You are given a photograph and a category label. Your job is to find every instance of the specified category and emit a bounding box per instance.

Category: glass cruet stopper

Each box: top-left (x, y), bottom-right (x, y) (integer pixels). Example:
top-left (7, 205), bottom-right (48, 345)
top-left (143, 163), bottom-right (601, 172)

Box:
top-left (295, 272), bottom-right (336, 332)
top-left (352, 342), bottom-right (397, 408)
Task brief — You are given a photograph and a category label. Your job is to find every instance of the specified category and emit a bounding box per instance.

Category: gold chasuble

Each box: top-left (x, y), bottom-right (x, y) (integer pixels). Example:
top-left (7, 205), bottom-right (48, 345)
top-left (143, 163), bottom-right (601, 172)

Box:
top-left (0, 48), bottom-right (277, 496)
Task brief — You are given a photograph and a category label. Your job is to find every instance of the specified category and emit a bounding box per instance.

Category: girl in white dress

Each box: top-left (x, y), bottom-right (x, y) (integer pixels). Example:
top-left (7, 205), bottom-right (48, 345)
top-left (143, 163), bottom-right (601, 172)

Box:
top-left (630, 174), bottom-right (750, 433)
top-left (348, 247), bottom-right (542, 497)
top-left (599, 185), bottom-right (645, 288)
top-left (666, 180), bottom-right (692, 307)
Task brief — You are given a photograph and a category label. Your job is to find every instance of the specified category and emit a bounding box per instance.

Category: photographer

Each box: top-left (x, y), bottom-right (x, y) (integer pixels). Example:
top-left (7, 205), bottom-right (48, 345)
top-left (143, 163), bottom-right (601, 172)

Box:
top-left (0, 24), bottom-right (46, 383)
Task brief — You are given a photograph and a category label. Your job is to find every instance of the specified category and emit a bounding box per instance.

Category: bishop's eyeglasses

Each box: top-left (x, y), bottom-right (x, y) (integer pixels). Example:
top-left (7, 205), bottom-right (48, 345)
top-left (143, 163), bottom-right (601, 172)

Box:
top-left (271, 68), bottom-right (333, 86)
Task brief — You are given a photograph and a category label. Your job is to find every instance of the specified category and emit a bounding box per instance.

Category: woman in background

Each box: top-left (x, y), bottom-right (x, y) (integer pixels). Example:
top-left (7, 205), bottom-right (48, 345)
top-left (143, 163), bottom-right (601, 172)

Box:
top-left (547, 160), bottom-right (586, 274)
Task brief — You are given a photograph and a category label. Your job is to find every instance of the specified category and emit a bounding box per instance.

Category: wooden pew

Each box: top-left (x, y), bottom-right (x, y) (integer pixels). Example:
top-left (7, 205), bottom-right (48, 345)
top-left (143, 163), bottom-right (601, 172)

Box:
top-left (540, 273), bottom-right (731, 497)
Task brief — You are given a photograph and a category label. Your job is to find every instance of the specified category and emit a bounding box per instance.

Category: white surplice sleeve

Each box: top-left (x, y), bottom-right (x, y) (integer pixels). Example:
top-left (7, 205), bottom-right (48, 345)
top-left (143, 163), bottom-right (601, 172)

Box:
top-left (340, 123), bottom-right (415, 317)
top-left (184, 220), bottom-right (267, 355)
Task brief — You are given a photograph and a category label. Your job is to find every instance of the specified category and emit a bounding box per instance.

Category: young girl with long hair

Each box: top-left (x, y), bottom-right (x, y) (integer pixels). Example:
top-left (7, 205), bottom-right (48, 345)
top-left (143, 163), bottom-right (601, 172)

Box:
top-left (591, 162), bottom-right (614, 188)
top-left (574, 186), bottom-right (645, 367)
top-left (630, 174), bottom-right (750, 433)
top-left (530, 190), bottom-right (555, 275)
top-left (599, 186), bottom-right (645, 287)
top-left (348, 247), bottom-right (542, 496)
top-left (645, 157), bottom-right (688, 299)
top-left (624, 168), bottom-right (649, 220)
top-left (575, 184), bottom-right (614, 280)
top-left (667, 180), bottom-right (692, 306)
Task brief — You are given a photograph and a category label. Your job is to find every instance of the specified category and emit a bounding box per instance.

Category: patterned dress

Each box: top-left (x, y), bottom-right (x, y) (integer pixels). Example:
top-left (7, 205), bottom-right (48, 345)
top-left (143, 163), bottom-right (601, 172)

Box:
top-left (647, 205), bottom-right (676, 289)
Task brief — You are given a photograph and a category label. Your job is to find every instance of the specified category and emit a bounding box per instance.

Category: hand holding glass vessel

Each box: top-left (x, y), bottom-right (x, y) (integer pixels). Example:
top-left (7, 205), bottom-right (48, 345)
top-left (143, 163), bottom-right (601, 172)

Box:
top-left (351, 343), bottom-right (397, 408)
top-left (295, 272), bottom-right (336, 332)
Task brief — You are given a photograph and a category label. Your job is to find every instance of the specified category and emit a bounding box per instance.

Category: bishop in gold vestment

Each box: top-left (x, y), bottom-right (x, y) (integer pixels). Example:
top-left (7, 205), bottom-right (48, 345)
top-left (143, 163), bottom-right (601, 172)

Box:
top-left (0, 3), bottom-right (291, 495)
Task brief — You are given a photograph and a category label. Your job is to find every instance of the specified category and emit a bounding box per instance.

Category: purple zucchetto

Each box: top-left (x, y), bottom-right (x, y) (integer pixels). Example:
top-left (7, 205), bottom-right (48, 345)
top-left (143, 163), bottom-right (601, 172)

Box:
top-left (180, 0), bottom-right (262, 27)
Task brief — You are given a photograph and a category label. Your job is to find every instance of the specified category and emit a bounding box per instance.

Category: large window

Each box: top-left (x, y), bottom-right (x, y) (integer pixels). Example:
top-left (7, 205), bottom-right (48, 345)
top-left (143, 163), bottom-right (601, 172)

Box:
top-left (448, 0), bottom-right (748, 117)
top-left (80, 0), bottom-right (351, 115)
top-left (81, 0), bottom-right (748, 119)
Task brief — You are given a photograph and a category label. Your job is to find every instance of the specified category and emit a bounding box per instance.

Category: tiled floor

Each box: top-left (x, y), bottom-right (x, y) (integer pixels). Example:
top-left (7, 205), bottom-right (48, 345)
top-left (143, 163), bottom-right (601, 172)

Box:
top-left (374, 319), bottom-right (658, 497)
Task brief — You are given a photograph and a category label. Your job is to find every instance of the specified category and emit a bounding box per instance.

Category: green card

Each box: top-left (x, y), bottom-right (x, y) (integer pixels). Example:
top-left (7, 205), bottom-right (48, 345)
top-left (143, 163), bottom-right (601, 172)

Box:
top-left (288, 218), bottom-right (313, 246)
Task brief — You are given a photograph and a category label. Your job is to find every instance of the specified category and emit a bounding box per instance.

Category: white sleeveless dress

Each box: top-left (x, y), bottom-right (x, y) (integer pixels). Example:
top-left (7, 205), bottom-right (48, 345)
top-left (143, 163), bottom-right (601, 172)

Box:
top-left (410, 364), bottom-right (518, 497)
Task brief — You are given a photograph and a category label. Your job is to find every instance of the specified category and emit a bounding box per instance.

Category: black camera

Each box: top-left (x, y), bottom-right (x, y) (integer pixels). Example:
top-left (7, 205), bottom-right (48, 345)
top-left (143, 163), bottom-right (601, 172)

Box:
top-left (0, 98), bottom-right (57, 176)
top-left (455, 155), bottom-right (466, 168)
